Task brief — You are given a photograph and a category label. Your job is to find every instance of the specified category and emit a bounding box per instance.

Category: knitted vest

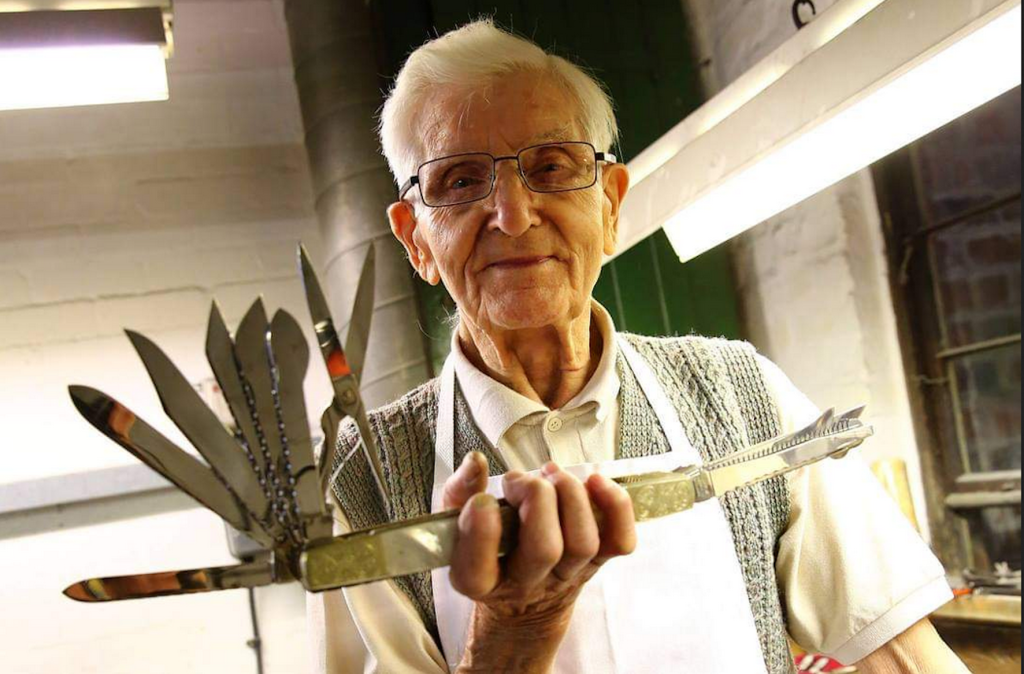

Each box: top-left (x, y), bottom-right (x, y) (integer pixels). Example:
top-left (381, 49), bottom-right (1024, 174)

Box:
top-left (331, 334), bottom-right (795, 674)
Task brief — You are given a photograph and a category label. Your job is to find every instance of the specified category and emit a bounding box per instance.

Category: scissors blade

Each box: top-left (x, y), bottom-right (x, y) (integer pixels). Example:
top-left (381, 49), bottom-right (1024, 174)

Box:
top-left (68, 386), bottom-right (274, 548)
top-left (269, 310), bottom-right (331, 540)
top-left (126, 329), bottom-right (271, 528)
top-left (298, 244), bottom-right (389, 509)
top-left (63, 559), bottom-right (283, 602)
top-left (298, 245), bottom-right (346, 465)
top-left (343, 243), bottom-right (375, 382)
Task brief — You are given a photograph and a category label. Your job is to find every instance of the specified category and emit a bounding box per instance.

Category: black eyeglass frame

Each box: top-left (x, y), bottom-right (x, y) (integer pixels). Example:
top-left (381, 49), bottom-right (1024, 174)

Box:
top-left (398, 141), bottom-right (617, 208)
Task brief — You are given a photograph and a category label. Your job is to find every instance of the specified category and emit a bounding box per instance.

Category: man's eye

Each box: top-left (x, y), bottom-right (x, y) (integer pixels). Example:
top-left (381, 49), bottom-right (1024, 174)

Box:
top-left (530, 162), bottom-right (569, 176)
top-left (448, 176), bottom-right (482, 190)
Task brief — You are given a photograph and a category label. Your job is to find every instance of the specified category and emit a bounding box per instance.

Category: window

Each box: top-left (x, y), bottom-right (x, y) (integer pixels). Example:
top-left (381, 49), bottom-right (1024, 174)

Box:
top-left (874, 86), bottom-right (1021, 575)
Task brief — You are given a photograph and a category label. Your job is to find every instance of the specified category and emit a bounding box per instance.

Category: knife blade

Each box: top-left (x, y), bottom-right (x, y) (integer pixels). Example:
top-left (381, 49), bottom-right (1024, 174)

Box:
top-left (268, 309), bottom-right (332, 541)
top-left (206, 302), bottom-right (274, 488)
top-left (68, 385), bottom-right (274, 548)
top-left (63, 557), bottom-right (288, 602)
top-left (126, 329), bottom-right (272, 530)
top-left (233, 299), bottom-right (301, 538)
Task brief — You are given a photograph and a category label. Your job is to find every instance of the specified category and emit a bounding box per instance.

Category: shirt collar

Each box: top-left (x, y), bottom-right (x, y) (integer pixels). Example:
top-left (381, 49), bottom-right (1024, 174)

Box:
top-left (450, 300), bottom-right (621, 447)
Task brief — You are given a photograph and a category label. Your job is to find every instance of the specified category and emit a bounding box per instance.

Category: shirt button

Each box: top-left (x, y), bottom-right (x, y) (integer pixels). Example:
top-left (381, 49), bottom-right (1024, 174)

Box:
top-left (546, 416), bottom-right (564, 432)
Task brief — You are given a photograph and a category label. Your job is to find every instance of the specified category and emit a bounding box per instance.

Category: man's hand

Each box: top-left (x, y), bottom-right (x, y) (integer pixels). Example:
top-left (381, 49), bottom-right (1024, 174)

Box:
top-left (442, 452), bottom-right (637, 673)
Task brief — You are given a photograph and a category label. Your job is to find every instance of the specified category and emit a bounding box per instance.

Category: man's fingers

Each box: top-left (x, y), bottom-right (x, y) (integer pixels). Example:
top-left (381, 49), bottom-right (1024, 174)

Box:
top-left (543, 464), bottom-right (600, 581)
top-left (449, 492), bottom-right (502, 599)
top-left (503, 471), bottom-right (563, 589)
top-left (442, 451), bottom-right (488, 510)
top-left (586, 473), bottom-right (637, 564)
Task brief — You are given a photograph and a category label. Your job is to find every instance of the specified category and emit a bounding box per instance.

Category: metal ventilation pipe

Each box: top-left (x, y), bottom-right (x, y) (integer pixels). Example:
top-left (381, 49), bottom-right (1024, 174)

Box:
top-left (284, 0), bottom-right (430, 407)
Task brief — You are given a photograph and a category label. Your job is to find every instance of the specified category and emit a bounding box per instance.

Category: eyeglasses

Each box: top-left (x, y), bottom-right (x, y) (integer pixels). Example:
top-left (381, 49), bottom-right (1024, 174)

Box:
top-left (399, 141), bottom-right (616, 208)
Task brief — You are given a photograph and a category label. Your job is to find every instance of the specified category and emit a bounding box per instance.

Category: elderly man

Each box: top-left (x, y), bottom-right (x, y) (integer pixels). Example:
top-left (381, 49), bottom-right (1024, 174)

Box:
top-left (308, 20), bottom-right (968, 674)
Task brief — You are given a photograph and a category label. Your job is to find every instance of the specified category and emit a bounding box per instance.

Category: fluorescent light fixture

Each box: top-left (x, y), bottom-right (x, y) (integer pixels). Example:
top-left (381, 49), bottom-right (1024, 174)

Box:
top-left (0, 43), bottom-right (167, 110)
top-left (614, 0), bottom-right (1022, 263)
top-left (0, 6), bottom-right (171, 111)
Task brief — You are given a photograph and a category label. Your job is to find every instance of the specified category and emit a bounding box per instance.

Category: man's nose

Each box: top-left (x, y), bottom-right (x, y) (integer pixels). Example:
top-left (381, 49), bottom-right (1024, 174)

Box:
top-left (486, 161), bottom-right (537, 237)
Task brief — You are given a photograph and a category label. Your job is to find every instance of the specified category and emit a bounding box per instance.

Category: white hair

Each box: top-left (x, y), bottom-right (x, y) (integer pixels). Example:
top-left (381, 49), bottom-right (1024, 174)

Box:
top-left (378, 19), bottom-right (619, 186)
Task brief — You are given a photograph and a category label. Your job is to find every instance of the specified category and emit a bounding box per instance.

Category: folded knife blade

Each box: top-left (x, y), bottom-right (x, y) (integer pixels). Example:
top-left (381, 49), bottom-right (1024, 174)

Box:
top-left (299, 407), bottom-right (872, 590)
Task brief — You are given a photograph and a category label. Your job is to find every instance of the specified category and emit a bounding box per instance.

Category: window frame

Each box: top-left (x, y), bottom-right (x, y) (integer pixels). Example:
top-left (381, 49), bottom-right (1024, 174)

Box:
top-left (873, 134), bottom-right (1022, 572)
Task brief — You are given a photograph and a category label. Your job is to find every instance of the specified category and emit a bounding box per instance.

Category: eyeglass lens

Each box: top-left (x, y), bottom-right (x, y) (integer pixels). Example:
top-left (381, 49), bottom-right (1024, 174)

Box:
top-left (418, 142), bottom-right (597, 207)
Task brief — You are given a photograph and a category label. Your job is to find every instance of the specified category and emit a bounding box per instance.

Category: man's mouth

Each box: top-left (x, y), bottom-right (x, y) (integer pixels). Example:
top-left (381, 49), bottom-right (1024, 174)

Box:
top-left (484, 255), bottom-right (556, 270)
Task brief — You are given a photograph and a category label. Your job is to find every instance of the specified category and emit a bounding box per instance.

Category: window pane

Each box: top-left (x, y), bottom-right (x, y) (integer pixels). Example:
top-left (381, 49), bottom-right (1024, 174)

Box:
top-left (951, 344), bottom-right (1022, 473)
top-left (961, 506), bottom-right (1022, 572)
top-left (931, 201), bottom-right (1021, 348)
top-left (915, 87), bottom-right (1021, 223)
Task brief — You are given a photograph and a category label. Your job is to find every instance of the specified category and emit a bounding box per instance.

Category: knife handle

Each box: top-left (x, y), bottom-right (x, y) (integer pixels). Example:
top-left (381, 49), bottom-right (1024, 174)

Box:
top-left (299, 472), bottom-right (698, 592)
top-left (300, 501), bottom-right (518, 591)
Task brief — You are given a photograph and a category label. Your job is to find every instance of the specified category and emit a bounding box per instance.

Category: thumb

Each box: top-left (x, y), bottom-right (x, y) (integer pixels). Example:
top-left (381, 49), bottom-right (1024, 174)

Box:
top-left (442, 451), bottom-right (488, 509)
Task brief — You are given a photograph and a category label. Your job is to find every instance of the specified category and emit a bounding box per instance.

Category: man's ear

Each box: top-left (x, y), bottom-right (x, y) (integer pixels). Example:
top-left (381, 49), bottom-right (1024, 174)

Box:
top-left (601, 163), bottom-right (630, 256)
top-left (388, 201), bottom-right (441, 285)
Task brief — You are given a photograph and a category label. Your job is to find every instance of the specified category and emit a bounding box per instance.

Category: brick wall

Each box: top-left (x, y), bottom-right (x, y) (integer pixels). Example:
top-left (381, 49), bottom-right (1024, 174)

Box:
top-left (0, 2), bottom-right (321, 671)
top-left (0, 0), bottom-right (332, 485)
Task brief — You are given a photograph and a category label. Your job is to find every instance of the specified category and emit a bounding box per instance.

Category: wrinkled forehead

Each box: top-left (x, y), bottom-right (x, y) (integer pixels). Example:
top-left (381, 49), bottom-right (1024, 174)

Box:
top-left (416, 73), bottom-right (583, 162)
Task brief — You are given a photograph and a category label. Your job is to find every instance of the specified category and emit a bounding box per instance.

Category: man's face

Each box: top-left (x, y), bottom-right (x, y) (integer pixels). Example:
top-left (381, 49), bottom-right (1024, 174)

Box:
top-left (390, 71), bottom-right (627, 334)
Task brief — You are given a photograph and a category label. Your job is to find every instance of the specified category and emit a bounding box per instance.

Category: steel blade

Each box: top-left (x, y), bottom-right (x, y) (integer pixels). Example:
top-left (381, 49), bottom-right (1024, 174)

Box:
top-left (206, 302), bottom-right (271, 482)
top-left (343, 243), bottom-right (375, 382)
top-left (68, 386), bottom-right (272, 547)
top-left (63, 559), bottom-right (282, 602)
top-left (298, 244), bottom-right (376, 500)
top-left (705, 424), bottom-right (873, 497)
top-left (318, 405), bottom-right (344, 494)
top-left (838, 404), bottom-right (867, 421)
top-left (346, 397), bottom-right (390, 511)
top-left (127, 329), bottom-right (272, 529)
top-left (234, 299), bottom-right (288, 485)
top-left (269, 310), bottom-right (331, 539)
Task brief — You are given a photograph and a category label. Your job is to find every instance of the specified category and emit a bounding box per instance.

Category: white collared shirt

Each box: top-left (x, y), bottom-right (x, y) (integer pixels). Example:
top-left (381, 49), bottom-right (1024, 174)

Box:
top-left (450, 301), bottom-right (621, 470)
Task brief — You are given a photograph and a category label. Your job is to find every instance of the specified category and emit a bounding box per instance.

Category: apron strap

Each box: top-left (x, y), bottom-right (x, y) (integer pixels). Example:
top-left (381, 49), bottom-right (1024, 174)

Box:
top-left (616, 336), bottom-right (701, 465)
top-left (434, 355), bottom-right (458, 483)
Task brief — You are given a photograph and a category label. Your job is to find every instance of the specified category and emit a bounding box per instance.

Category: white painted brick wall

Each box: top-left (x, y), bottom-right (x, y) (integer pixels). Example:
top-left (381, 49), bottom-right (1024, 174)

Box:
top-left (0, 2), bottom-right (332, 671)
top-left (686, 0), bottom-right (930, 534)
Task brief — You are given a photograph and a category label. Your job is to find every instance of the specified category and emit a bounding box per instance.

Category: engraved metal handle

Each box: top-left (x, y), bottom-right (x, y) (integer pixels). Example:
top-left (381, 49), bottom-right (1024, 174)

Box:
top-left (299, 472), bottom-right (698, 591)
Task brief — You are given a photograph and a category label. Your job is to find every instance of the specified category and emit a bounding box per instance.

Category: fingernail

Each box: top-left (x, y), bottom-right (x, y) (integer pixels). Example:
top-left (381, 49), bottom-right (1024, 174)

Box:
top-left (541, 461), bottom-right (559, 476)
top-left (469, 493), bottom-right (498, 510)
top-left (504, 470), bottom-right (524, 483)
top-left (461, 453), bottom-right (482, 482)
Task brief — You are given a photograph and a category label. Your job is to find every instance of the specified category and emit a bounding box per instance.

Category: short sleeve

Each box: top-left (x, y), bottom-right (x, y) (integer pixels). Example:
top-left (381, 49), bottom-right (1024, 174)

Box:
top-left (756, 356), bottom-right (953, 664)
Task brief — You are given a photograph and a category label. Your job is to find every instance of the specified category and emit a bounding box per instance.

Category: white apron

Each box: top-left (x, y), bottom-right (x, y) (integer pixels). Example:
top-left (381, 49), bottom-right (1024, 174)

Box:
top-left (429, 336), bottom-right (768, 673)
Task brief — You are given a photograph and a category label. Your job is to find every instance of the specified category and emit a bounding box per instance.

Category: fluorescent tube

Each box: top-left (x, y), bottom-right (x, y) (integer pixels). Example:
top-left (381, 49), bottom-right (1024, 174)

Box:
top-left (664, 4), bottom-right (1021, 262)
top-left (614, 0), bottom-right (1022, 263)
top-left (0, 43), bottom-right (168, 111)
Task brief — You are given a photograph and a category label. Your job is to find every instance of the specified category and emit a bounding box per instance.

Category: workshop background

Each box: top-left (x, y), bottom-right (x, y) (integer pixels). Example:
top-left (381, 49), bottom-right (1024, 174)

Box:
top-left (0, 0), bottom-right (1019, 672)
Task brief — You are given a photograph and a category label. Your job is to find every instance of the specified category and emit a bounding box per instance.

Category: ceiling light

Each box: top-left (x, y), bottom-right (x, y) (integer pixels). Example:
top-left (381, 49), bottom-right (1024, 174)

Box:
top-left (0, 4), bottom-right (172, 111)
top-left (614, 0), bottom-right (1022, 263)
